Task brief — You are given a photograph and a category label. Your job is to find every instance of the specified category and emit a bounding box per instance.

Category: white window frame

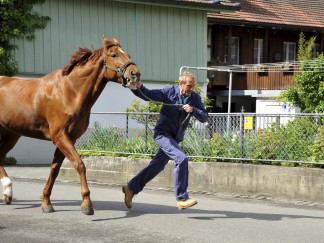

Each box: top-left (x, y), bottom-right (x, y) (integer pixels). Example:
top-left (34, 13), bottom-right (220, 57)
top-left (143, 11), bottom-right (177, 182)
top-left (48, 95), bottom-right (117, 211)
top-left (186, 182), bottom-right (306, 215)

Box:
top-left (254, 39), bottom-right (264, 64)
top-left (283, 42), bottom-right (296, 62)
top-left (225, 37), bottom-right (239, 64)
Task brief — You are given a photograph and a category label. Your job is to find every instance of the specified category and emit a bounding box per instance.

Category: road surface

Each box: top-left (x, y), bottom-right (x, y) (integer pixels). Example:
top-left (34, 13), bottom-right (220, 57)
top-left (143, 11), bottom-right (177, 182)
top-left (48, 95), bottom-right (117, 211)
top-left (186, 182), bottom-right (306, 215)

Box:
top-left (1, 176), bottom-right (324, 243)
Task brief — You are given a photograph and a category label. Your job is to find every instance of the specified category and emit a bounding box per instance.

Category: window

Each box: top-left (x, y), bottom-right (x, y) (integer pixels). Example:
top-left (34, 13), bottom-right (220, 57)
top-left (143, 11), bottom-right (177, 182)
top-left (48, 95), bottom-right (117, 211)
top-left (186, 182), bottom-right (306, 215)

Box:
top-left (207, 26), bottom-right (212, 62)
top-left (312, 43), bottom-right (320, 58)
top-left (283, 42), bottom-right (296, 62)
top-left (254, 39), bottom-right (264, 64)
top-left (225, 37), bottom-right (239, 64)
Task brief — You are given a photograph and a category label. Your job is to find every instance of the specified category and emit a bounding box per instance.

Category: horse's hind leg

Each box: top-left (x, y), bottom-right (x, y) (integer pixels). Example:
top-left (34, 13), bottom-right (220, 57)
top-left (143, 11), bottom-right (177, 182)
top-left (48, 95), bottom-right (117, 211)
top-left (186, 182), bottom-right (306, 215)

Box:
top-left (0, 133), bottom-right (20, 204)
top-left (41, 148), bottom-right (65, 213)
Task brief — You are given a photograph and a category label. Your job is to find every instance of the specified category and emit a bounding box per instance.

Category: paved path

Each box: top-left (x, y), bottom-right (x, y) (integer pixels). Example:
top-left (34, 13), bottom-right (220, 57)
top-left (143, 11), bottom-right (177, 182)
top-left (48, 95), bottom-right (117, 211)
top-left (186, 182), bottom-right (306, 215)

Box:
top-left (1, 166), bottom-right (324, 242)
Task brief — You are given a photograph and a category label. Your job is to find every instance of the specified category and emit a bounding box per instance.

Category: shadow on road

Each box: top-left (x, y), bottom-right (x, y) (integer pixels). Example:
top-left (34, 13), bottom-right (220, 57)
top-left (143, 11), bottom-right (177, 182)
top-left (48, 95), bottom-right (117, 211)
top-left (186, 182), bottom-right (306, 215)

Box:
top-left (90, 200), bottom-right (324, 222)
top-left (5, 199), bottom-right (324, 223)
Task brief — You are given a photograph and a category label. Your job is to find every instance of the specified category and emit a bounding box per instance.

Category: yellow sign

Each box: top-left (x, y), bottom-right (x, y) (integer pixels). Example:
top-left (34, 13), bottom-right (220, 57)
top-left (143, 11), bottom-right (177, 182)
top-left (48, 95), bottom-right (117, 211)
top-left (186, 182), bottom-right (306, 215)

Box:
top-left (244, 116), bottom-right (253, 130)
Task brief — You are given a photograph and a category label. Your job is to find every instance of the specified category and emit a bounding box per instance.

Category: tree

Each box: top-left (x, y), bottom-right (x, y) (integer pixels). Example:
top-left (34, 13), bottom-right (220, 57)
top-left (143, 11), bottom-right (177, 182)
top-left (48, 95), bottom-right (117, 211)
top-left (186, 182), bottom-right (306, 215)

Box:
top-left (0, 0), bottom-right (50, 76)
top-left (297, 32), bottom-right (316, 61)
top-left (280, 33), bottom-right (324, 113)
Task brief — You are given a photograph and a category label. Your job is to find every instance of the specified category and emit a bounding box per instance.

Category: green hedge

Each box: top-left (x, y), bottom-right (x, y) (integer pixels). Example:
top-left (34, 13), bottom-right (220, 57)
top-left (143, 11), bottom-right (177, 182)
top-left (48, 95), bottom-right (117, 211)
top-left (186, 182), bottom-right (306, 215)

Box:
top-left (3, 156), bottom-right (17, 165)
top-left (77, 117), bottom-right (324, 166)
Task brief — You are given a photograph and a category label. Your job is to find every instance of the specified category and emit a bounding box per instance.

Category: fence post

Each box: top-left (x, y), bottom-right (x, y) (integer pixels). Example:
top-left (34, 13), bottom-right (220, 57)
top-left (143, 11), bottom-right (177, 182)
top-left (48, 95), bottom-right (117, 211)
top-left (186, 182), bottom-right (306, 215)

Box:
top-left (226, 71), bottom-right (233, 134)
top-left (240, 107), bottom-right (245, 162)
top-left (276, 115), bottom-right (280, 132)
top-left (126, 113), bottom-right (129, 138)
top-left (145, 113), bottom-right (148, 153)
top-left (316, 112), bottom-right (320, 125)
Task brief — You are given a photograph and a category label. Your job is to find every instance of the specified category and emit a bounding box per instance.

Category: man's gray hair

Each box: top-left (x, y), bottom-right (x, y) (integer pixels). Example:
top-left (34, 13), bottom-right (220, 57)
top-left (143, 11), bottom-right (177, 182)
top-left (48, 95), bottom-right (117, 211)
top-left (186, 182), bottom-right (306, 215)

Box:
top-left (179, 71), bottom-right (196, 84)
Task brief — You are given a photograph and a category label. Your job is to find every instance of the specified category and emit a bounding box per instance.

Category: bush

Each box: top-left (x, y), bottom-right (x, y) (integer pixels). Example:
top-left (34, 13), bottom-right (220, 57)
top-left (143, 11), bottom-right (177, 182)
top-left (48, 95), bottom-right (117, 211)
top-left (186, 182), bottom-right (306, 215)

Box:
top-left (77, 116), bottom-right (323, 166)
top-left (276, 117), bottom-right (318, 161)
top-left (182, 129), bottom-right (212, 162)
top-left (209, 132), bottom-right (227, 158)
top-left (119, 132), bottom-right (157, 155)
top-left (77, 126), bottom-right (126, 151)
top-left (311, 126), bottom-right (324, 161)
top-left (4, 156), bottom-right (17, 165)
top-left (244, 127), bottom-right (279, 161)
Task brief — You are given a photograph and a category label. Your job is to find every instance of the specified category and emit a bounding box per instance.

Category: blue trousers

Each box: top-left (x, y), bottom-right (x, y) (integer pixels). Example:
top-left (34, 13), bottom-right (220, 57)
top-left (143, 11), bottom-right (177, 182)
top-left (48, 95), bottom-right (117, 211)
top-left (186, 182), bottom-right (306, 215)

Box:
top-left (128, 134), bottom-right (189, 201)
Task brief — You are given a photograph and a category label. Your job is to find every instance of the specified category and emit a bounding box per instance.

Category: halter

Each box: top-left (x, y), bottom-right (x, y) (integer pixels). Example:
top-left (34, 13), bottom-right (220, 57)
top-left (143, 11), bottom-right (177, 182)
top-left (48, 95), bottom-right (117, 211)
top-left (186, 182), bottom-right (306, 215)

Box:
top-left (103, 47), bottom-right (136, 87)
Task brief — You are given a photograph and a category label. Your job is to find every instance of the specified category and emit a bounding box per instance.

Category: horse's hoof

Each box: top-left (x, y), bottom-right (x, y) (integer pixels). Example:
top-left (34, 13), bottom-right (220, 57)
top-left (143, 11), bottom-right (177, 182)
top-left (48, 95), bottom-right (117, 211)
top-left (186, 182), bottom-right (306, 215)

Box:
top-left (42, 205), bottom-right (55, 213)
top-left (3, 195), bottom-right (12, 205)
top-left (81, 206), bottom-right (94, 215)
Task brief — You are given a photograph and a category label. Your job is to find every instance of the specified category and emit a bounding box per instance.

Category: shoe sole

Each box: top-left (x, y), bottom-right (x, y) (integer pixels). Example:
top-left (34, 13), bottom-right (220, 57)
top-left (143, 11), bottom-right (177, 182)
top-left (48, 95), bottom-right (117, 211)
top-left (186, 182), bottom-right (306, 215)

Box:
top-left (177, 201), bottom-right (197, 210)
top-left (122, 186), bottom-right (132, 209)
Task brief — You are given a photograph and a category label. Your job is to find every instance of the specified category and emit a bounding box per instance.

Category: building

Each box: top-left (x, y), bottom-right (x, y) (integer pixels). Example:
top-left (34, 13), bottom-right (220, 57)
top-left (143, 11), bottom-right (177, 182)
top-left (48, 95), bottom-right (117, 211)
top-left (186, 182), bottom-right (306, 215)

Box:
top-left (207, 0), bottom-right (324, 113)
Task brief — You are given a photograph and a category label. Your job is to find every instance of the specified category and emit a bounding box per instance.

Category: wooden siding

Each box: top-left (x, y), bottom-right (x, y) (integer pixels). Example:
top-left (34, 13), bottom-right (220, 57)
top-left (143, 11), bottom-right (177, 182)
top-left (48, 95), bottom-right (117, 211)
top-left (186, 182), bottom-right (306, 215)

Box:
top-left (233, 72), bottom-right (295, 90)
top-left (209, 70), bottom-right (295, 90)
top-left (14, 0), bottom-right (207, 83)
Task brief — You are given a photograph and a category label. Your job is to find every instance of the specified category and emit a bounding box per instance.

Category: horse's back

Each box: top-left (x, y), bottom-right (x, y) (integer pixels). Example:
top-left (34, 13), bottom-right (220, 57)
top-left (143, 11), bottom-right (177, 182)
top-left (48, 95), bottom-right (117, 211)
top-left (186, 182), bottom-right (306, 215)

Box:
top-left (0, 73), bottom-right (60, 138)
top-left (0, 72), bottom-right (60, 101)
top-left (0, 76), bottom-right (43, 106)
top-left (0, 70), bottom-right (86, 140)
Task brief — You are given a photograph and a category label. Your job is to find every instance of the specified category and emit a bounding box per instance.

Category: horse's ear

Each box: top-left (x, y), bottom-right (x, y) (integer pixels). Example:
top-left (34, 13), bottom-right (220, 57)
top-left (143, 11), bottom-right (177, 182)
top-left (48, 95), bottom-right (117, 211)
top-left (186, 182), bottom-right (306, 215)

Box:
top-left (102, 35), bottom-right (107, 45)
top-left (112, 37), bottom-right (119, 45)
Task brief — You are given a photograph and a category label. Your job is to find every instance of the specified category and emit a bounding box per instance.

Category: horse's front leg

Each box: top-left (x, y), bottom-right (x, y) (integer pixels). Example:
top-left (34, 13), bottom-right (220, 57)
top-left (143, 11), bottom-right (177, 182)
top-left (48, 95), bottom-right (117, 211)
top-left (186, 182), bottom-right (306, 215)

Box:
top-left (54, 134), bottom-right (94, 215)
top-left (41, 148), bottom-right (65, 213)
top-left (0, 166), bottom-right (12, 205)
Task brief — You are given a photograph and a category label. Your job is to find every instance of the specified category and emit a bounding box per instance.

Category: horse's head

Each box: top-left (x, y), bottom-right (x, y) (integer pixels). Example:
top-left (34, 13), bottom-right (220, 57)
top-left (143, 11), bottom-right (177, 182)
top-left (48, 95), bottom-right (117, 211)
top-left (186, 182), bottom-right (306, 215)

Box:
top-left (102, 36), bottom-right (141, 89)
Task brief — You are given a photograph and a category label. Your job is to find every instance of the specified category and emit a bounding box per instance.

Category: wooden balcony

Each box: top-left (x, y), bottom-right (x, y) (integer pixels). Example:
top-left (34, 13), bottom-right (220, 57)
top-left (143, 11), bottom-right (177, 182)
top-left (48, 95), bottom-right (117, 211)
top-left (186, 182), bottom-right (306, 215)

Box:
top-left (208, 67), bottom-right (296, 90)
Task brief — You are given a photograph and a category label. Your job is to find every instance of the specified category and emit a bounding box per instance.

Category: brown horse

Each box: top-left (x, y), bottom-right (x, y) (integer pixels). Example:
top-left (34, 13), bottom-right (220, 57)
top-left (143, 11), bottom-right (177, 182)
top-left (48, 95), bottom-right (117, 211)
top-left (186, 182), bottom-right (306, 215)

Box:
top-left (0, 36), bottom-right (141, 215)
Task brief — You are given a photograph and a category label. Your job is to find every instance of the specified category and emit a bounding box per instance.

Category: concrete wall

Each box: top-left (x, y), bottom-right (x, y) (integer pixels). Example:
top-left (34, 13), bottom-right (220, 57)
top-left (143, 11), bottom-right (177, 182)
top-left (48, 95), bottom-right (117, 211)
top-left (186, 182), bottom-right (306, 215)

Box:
top-left (59, 156), bottom-right (324, 203)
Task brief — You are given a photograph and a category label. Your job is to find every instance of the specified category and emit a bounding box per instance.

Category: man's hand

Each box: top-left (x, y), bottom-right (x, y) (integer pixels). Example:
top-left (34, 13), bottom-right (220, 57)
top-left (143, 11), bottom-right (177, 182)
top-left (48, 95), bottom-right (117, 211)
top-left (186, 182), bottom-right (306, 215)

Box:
top-left (128, 81), bottom-right (142, 90)
top-left (183, 104), bottom-right (193, 113)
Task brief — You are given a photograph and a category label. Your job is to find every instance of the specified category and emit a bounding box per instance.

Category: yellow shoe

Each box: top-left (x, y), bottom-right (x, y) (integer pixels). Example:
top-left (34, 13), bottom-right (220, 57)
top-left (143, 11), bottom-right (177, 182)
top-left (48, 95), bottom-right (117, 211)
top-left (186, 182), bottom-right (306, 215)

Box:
top-left (122, 185), bottom-right (134, 209)
top-left (177, 198), bottom-right (197, 210)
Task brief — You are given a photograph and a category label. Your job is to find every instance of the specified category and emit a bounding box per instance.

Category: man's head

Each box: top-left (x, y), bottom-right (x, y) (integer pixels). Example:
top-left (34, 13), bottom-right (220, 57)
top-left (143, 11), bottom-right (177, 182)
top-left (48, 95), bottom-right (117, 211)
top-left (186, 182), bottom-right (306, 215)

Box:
top-left (179, 71), bottom-right (196, 97)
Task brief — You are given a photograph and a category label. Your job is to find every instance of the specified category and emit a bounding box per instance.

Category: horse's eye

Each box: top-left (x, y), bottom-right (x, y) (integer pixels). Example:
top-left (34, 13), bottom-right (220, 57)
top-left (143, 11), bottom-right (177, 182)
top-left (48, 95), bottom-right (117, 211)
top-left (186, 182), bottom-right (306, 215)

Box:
top-left (111, 53), bottom-right (117, 58)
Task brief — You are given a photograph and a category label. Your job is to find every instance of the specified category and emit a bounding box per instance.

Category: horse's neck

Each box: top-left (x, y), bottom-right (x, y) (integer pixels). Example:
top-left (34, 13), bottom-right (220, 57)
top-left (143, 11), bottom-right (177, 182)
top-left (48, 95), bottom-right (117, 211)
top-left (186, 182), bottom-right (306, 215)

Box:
top-left (67, 58), bottom-right (107, 111)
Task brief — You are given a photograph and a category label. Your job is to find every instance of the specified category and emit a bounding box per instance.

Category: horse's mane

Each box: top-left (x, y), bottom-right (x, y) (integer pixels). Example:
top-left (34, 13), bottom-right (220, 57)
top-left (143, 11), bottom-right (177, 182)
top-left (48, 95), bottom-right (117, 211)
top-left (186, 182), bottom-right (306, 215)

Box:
top-left (62, 47), bottom-right (104, 76)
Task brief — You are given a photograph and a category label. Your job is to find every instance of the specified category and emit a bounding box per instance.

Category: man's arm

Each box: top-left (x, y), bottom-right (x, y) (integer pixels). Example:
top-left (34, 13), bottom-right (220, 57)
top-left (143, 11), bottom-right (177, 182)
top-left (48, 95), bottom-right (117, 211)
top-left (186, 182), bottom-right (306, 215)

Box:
top-left (131, 85), bottom-right (168, 103)
top-left (190, 95), bottom-right (208, 123)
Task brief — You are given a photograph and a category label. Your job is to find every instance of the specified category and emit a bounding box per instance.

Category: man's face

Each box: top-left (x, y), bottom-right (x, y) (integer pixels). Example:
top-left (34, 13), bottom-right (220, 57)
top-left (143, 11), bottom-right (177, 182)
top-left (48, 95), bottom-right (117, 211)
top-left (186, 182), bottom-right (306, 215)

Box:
top-left (180, 76), bottom-right (195, 97)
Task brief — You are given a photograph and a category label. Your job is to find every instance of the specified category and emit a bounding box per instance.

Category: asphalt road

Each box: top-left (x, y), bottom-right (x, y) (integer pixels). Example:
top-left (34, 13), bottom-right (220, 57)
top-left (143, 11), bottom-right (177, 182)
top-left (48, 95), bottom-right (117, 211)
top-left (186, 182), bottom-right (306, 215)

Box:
top-left (1, 167), bottom-right (324, 242)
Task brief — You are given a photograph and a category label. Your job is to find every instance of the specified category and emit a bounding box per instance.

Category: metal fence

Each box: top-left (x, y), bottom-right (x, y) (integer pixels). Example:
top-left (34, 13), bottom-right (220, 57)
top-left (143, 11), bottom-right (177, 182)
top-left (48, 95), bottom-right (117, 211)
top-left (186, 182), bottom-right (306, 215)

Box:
top-left (76, 112), bottom-right (324, 165)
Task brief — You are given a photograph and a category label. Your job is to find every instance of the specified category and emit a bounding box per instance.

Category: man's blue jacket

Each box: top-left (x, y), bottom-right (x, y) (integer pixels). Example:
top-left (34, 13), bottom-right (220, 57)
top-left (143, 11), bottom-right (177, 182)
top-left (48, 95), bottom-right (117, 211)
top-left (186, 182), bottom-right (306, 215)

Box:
top-left (132, 85), bottom-right (208, 142)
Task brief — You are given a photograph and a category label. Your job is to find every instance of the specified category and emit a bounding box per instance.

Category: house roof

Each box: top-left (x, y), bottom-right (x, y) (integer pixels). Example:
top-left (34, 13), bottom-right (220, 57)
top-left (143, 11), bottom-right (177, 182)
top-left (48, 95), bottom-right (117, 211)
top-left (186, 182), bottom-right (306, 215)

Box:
top-left (115, 0), bottom-right (241, 12)
top-left (208, 0), bottom-right (324, 31)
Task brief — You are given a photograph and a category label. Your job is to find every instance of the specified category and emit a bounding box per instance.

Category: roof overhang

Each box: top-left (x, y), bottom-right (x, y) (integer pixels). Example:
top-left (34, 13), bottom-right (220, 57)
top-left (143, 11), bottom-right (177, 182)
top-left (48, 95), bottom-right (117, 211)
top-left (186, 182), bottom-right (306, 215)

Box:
top-left (113, 0), bottom-right (241, 12)
top-left (208, 18), bottom-right (324, 33)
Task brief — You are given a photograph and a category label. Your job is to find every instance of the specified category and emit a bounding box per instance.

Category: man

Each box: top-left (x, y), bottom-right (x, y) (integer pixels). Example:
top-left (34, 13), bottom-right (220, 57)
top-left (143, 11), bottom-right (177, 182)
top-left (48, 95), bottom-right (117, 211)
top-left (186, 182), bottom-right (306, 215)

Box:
top-left (123, 71), bottom-right (208, 210)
